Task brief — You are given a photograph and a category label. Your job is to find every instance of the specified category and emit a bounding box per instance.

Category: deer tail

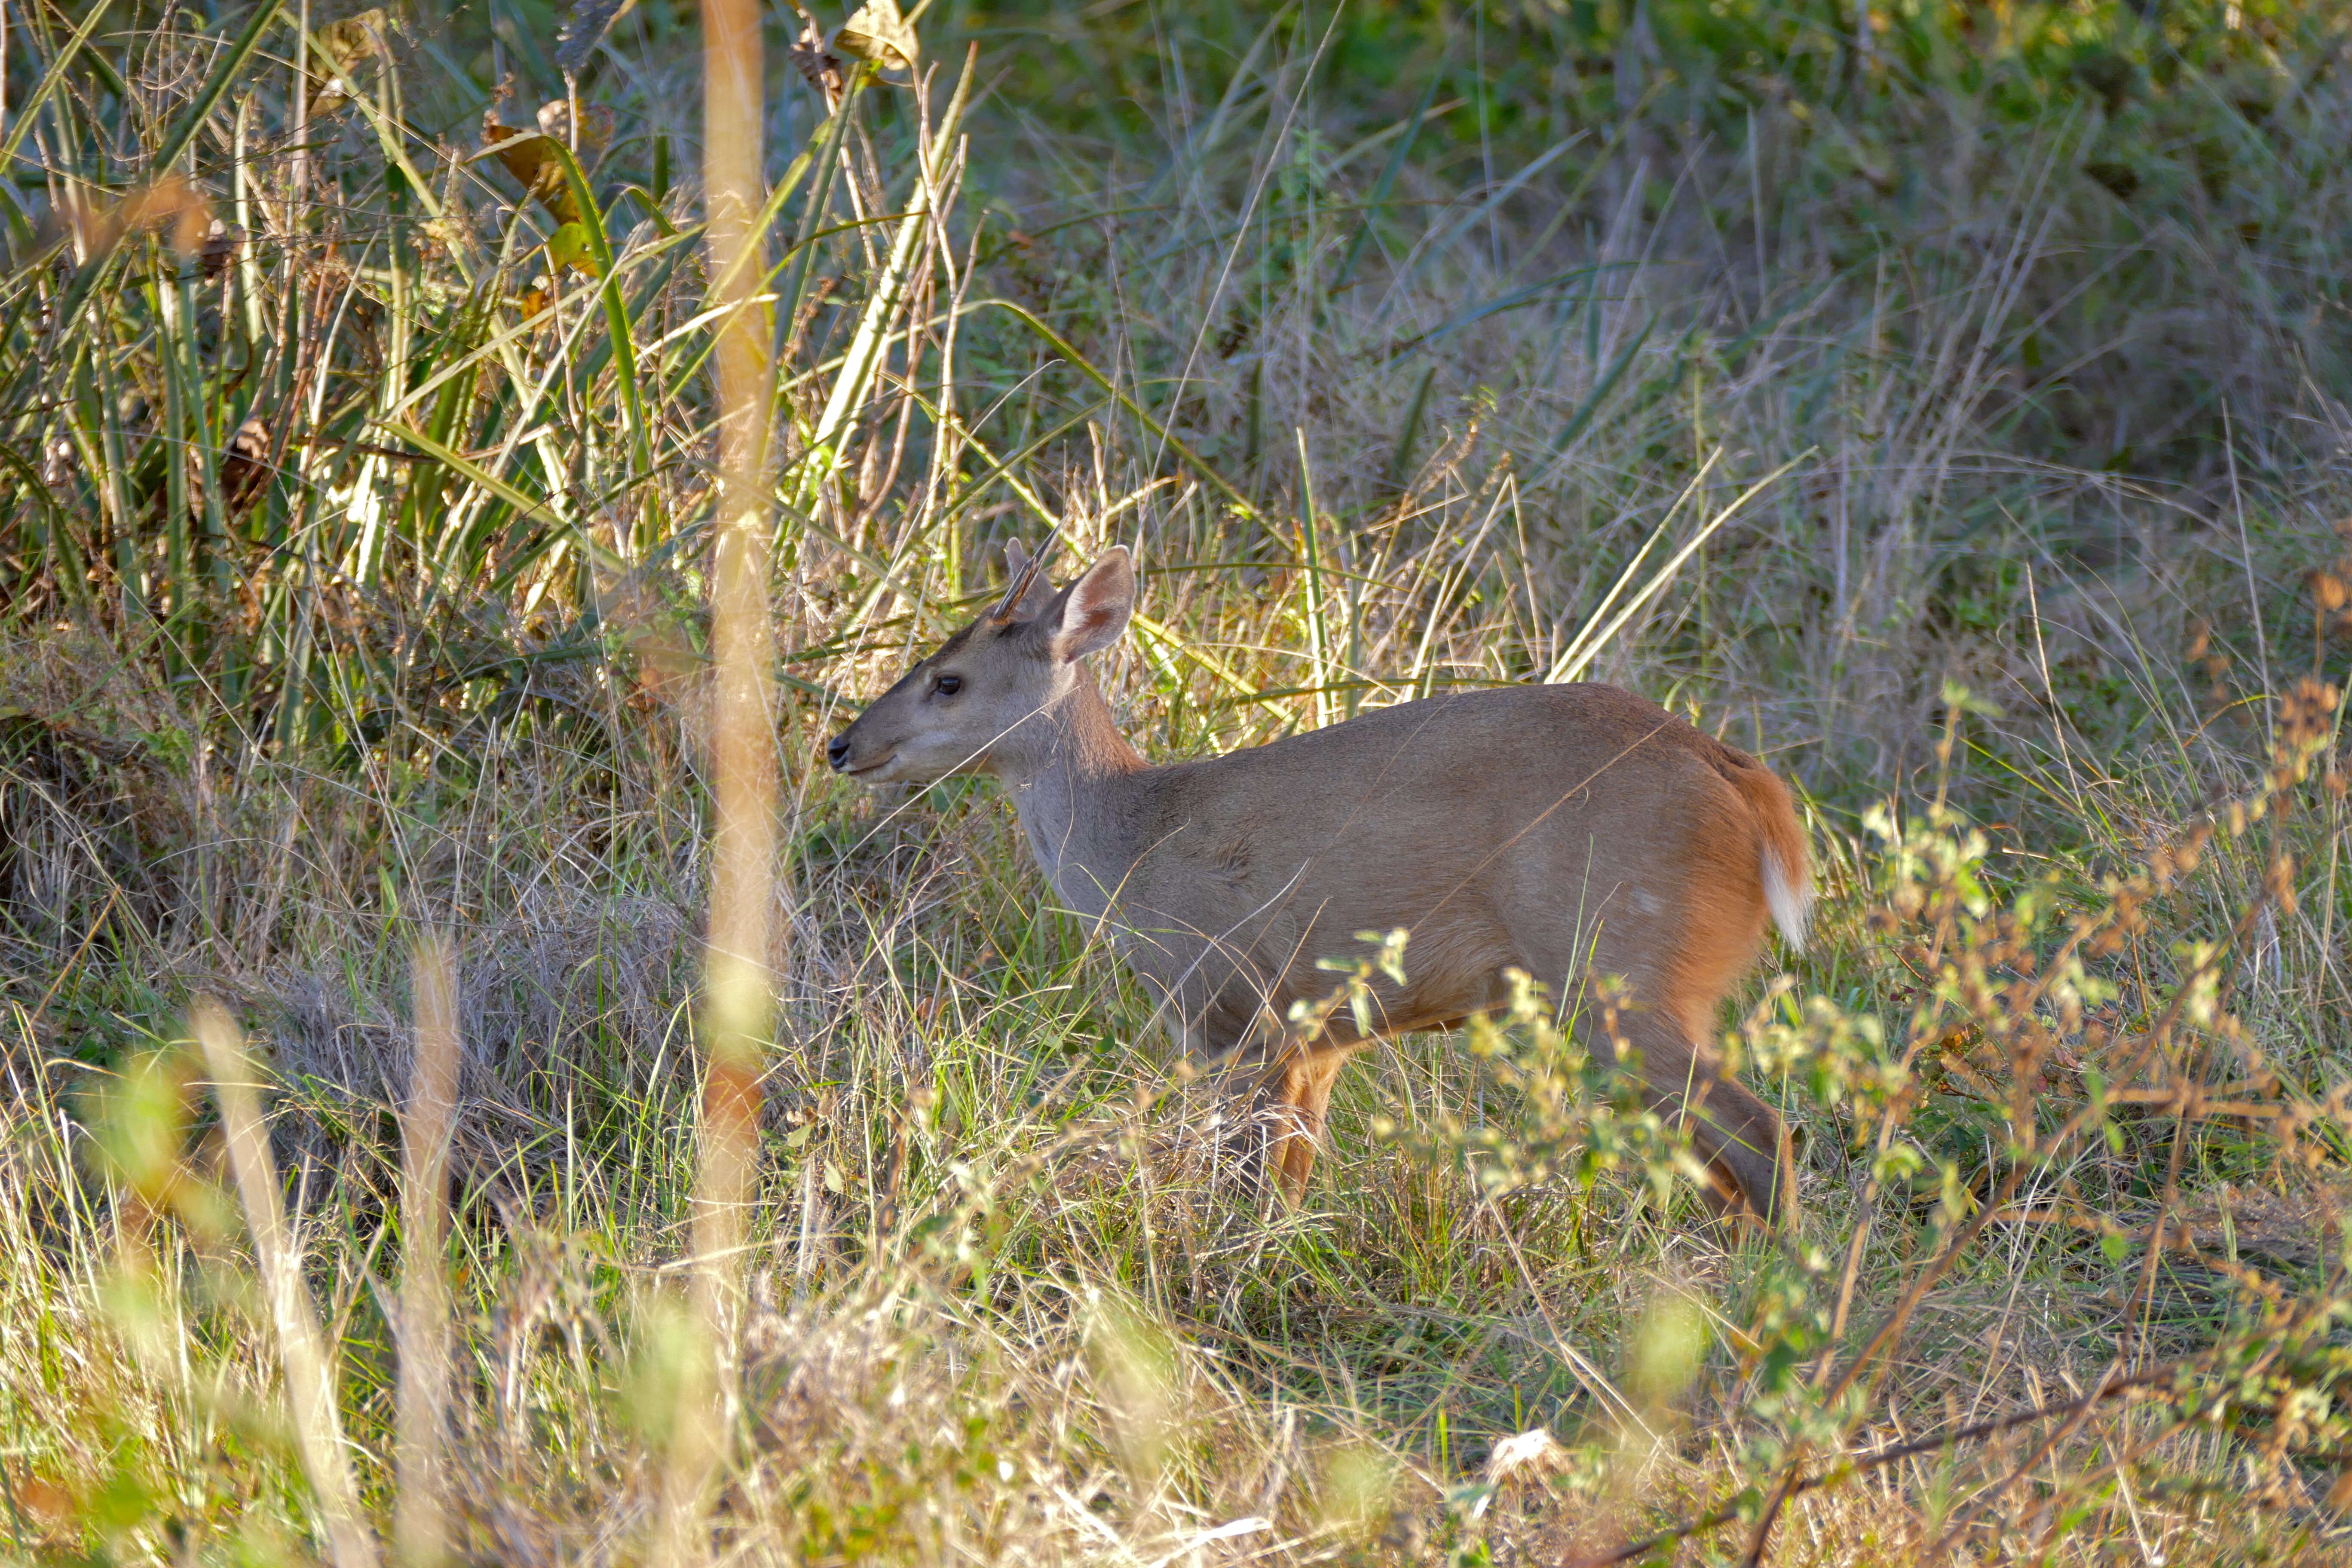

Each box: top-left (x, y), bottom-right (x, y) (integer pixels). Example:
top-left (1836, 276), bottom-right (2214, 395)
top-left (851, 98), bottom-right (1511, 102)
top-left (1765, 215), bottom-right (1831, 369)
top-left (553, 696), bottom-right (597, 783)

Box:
top-left (1726, 761), bottom-right (1811, 949)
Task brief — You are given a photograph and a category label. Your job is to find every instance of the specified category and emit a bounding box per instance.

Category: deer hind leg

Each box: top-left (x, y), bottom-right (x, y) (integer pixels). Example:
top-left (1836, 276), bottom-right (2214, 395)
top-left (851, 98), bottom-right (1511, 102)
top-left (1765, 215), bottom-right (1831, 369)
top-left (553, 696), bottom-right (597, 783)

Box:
top-left (1609, 1009), bottom-right (1792, 1226)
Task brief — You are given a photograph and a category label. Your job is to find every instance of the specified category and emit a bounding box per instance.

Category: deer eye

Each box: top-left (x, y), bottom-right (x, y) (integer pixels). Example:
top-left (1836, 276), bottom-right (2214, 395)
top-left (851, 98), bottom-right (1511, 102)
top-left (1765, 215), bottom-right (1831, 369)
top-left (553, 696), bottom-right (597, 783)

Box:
top-left (934, 674), bottom-right (963, 697)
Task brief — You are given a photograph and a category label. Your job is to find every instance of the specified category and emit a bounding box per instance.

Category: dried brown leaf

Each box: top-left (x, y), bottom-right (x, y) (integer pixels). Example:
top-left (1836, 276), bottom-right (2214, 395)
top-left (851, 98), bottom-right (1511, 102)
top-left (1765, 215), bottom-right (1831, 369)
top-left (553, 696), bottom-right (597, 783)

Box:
top-left (832, 0), bottom-right (916, 71)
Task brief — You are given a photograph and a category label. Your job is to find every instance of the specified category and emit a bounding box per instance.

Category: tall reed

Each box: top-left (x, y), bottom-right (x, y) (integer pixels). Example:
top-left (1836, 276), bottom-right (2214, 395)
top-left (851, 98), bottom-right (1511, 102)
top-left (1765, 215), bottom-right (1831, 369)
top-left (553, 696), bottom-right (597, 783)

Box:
top-left (5, 2), bottom-right (2352, 1562)
top-left (659, 0), bottom-right (779, 1557)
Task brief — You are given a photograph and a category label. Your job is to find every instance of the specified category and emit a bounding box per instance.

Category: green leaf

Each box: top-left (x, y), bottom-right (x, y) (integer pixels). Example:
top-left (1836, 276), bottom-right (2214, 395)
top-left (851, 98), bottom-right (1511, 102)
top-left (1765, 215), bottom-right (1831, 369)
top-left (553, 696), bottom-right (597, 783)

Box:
top-left (547, 221), bottom-right (601, 277)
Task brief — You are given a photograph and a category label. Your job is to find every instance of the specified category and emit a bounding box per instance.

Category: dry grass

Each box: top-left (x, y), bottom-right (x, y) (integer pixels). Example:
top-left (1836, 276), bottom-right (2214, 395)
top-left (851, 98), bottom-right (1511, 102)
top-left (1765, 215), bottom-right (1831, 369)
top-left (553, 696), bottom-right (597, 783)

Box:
top-left (5, 0), bottom-right (2352, 1562)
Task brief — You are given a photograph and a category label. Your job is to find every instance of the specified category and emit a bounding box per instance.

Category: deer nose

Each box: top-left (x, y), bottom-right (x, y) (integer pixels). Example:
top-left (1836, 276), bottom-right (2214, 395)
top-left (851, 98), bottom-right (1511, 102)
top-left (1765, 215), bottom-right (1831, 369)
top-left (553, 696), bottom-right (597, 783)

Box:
top-left (827, 735), bottom-right (852, 772)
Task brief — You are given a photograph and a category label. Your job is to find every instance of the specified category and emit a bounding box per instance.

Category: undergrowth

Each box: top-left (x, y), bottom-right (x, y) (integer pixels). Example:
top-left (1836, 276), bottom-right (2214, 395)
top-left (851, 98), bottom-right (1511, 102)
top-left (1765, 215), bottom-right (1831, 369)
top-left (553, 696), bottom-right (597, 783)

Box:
top-left (4, 0), bottom-right (2352, 1562)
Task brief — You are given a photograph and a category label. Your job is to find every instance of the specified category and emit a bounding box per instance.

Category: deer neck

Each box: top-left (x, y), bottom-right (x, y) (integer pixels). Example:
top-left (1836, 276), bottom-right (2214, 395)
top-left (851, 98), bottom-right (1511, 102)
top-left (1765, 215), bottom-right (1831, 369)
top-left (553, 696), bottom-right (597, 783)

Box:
top-left (993, 666), bottom-right (1146, 919)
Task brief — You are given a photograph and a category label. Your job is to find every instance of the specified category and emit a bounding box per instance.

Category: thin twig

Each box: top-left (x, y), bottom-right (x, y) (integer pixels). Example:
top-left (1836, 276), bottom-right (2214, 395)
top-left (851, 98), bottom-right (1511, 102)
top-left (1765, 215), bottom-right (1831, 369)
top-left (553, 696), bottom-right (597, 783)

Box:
top-left (1561, 1364), bottom-right (2179, 1568)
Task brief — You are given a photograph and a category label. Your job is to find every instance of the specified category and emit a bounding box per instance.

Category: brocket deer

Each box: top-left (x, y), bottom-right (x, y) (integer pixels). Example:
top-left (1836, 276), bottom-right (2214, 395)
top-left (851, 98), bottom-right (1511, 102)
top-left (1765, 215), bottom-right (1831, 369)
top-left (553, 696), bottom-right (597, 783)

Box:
top-left (827, 543), bottom-right (1811, 1222)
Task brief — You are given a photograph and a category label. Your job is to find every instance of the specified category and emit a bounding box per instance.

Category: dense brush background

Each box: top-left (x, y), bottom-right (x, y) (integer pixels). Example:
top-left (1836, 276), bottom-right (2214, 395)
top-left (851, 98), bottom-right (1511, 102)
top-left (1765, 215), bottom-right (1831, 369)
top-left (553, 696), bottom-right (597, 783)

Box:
top-left (6, 0), bottom-right (2352, 1561)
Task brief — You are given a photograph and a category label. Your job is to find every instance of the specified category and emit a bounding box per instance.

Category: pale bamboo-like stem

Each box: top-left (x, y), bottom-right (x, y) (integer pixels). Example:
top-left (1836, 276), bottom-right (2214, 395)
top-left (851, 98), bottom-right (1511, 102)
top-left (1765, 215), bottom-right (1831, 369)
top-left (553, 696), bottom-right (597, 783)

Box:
top-left (192, 998), bottom-right (380, 1568)
top-left (657, 0), bottom-right (777, 1557)
top-left (394, 936), bottom-right (459, 1568)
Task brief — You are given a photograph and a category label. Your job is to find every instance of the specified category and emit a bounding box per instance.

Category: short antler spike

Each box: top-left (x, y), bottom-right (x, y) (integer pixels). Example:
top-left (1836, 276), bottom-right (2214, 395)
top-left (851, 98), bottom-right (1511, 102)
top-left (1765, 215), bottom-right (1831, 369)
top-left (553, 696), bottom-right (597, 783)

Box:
top-left (990, 536), bottom-right (1050, 622)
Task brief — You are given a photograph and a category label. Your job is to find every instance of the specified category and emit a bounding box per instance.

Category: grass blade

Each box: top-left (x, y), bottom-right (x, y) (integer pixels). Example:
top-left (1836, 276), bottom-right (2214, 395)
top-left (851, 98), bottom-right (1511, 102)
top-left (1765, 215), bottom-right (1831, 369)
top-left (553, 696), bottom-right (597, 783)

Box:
top-left (1548, 314), bottom-right (1657, 460)
top-left (1327, 61), bottom-right (1443, 298)
top-left (393, 937), bottom-right (459, 1568)
top-left (151, 1), bottom-right (282, 174)
top-left (0, 0), bottom-right (110, 169)
top-left (797, 55), bottom-right (975, 505)
top-left (979, 299), bottom-right (1258, 524)
top-left (1545, 453), bottom-right (1807, 685)
top-left (192, 999), bottom-right (380, 1568)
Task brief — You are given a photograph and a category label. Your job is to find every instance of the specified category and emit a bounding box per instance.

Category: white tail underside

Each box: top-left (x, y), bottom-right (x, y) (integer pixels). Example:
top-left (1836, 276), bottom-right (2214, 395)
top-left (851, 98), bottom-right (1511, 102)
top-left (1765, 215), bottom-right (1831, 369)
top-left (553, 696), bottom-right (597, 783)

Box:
top-left (1762, 848), bottom-right (1812, 949)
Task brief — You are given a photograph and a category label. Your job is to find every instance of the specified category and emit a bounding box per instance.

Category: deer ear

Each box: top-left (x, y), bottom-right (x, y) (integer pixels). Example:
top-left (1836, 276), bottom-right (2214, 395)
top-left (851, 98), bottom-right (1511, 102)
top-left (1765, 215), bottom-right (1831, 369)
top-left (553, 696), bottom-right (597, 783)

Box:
top-left (1042, 548), bottom-right (1135, 663)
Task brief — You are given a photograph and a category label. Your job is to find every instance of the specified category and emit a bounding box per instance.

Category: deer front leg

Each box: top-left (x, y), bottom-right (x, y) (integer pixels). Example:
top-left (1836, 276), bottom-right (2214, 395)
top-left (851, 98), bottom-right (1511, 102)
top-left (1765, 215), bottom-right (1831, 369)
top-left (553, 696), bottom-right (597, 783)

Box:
top-left (1263, 1044), bottom-right (1353, 1203)
top-left (1193, 980), bottom-right (1357, 1203)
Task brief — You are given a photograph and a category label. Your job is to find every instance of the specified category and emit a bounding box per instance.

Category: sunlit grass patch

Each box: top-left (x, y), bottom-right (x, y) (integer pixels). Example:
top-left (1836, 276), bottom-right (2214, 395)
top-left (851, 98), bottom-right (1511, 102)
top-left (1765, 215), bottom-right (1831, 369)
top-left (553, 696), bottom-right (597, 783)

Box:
top-left (5, 0), bottom-right (2352, 1561)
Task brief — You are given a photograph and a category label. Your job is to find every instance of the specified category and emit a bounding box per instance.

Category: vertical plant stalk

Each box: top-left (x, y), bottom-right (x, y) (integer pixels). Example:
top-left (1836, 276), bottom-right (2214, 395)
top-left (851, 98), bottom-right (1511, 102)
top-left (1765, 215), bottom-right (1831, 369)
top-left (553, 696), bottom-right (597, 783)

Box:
top-left (1293, 429), bottom-right (1334, 732)
top-left (698, 0), bottom-right (777, 1319)
top-left (394, 937), bottom-right (459, 1568)
top-left (192, 999), bottom-right (380, 1568)
top-left (660, 0), bottom-right (777, 1556)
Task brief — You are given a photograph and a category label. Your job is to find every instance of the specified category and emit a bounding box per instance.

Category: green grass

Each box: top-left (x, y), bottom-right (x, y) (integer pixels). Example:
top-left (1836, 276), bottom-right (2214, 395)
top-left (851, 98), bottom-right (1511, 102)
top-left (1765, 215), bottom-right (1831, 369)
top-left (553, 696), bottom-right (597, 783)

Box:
top-left (5, 0), bottom-right (2352, 1561)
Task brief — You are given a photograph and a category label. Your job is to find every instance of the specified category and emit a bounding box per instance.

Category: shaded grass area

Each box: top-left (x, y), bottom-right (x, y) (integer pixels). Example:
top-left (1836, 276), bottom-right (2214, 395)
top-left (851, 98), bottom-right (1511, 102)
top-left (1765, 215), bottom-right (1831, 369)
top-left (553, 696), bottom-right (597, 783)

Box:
top-left (4, 0), bottom-right (2352, 1561)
